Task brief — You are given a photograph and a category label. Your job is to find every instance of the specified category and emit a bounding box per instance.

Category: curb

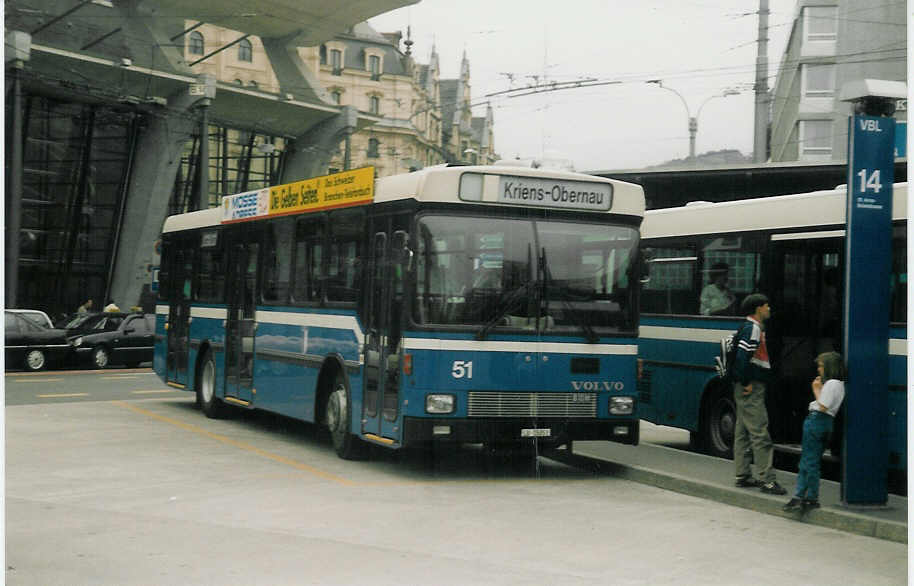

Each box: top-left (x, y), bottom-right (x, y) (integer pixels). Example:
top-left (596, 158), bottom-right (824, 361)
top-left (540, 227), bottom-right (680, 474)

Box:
top-left (546, 450), bottom-right (906, 544)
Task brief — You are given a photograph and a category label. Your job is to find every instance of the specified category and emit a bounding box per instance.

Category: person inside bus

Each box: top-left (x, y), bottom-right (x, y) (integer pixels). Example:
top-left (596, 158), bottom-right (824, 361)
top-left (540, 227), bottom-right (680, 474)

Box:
top-left (700, 262), bottom-right (736, 316)
top-left (783, 352), bottom-right (845, 513)
top-left (732, 293), bottom-right (787, 495)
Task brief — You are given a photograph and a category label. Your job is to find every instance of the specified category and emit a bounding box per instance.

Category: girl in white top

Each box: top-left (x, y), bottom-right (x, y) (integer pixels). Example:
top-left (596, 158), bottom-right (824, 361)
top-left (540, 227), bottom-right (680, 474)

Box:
top-left (783, 352), bottom-right (845, 512)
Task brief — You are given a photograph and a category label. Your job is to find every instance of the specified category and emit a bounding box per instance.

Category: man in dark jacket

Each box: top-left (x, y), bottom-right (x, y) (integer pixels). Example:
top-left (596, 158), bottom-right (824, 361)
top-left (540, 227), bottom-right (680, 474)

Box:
top-left (732, 293), bottom-right (787, 495)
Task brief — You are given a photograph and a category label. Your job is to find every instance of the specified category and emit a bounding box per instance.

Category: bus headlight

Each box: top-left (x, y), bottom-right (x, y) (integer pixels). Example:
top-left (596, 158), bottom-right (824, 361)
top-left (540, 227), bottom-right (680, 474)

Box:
top-left (609, 396), bottom-right (634, 415)
top-left (426, 394), bottom-right (455, 414)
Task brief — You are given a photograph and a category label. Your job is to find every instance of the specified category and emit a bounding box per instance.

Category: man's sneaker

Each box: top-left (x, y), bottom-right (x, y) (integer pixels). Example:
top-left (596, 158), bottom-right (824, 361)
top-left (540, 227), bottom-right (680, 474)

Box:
top-left (735, 476), bottom-right (760, 488)
top-left (760, 481), bottom-right (787, 495)
top-left (801, 499), bottom-right (821, 511)
top-left (782, 498), bottom-right (803, 512)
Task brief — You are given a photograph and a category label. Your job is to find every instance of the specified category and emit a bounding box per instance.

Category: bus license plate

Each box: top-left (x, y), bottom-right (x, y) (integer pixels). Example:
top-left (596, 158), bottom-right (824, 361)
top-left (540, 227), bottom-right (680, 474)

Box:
top-left (521, 428), bottom-right (551, 438)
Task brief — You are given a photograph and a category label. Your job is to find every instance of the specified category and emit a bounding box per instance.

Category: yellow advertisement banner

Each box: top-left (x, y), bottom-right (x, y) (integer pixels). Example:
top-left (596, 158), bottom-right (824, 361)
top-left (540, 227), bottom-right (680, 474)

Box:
top-left (268, 166), bottom-right (374, 217)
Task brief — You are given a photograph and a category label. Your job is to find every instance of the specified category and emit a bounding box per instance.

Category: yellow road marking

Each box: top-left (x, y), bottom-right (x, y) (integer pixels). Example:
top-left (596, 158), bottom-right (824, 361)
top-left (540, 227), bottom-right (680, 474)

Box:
top-left (130, 389), bottom-right (176, 395)
top-left (37, 392), bottom-right (89, 398)
top-left (112, 401), bottom-right (354, 486)
top-left (15, 378), bottom-right (64, 383)
top-left (102, 375), bottom-right (141, 380)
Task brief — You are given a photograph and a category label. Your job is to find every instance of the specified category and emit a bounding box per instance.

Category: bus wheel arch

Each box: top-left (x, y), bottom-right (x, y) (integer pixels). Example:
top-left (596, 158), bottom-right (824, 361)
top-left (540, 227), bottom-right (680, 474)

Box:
top-left (196, 345), bottom-right (225, 418)
top-left (700, 378), bottom-right (735, 459)
top-left (317, 357), bottom-right (366, 460)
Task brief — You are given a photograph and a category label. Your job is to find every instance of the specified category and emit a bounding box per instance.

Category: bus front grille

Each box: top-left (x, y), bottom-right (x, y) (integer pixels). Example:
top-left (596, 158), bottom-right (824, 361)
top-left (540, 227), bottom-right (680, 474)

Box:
top-left (467, 392), bottom-right (597, 418)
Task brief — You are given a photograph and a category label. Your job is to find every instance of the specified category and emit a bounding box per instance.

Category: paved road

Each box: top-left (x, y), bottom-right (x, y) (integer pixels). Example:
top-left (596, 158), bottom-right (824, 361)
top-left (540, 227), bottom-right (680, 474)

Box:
top-left (5, 370), bottom-right (908, 585)
top-left (5, 368), bottom-right (169, 405)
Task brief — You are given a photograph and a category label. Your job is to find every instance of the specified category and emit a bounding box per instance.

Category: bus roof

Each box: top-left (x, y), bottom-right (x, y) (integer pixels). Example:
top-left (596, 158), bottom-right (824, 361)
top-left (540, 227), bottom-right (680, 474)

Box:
top-left (373, 164), bottom-right (645, 216)
top-left (642, 182), bottom-right (907, 239)
top-left (162, 165), bottom-right (645, 234)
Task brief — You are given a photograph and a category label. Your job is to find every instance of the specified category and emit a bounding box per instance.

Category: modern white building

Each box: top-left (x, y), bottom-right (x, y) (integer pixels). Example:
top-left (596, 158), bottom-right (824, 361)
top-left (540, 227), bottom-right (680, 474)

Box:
top-left (769, 0), bottom-right (906, 162)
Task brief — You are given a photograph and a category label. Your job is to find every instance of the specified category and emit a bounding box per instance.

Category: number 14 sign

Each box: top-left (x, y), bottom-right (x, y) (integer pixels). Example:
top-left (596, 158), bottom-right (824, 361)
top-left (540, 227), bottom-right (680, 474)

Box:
top-left (849, 115), bottom-right (895, 211)
top-left (842, 113), bottom-right (895, 506)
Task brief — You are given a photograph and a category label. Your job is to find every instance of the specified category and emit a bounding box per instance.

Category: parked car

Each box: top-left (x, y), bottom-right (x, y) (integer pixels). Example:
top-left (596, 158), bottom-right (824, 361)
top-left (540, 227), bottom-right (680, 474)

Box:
top-left (5, 309), bottom-right (71, 371)
top-left (67, 312), bottom-right (155, 369)
top-left (7, 308), bottom-right (54, 329)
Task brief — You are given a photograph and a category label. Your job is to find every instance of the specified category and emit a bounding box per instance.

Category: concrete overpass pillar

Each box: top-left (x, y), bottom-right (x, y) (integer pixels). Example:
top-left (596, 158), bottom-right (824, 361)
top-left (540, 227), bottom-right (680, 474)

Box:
top-left (282, 106), bottom-right (358, 182)
top-left (107, 87), bottom-right (202, 312)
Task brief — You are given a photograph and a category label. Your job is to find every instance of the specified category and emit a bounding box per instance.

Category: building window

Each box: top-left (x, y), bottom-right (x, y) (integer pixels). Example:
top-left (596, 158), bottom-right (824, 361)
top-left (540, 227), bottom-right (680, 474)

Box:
top-left (188, 31), bottom-right (204, 55)
top-left (331, 49), bottom-right (342, 75)
top-left (799, 120), bottom-right (832, 157)
top-left (238, 38), bottom-right (253, 62)
top-left (367, 138), bottom-right (380, 158)
top-left (331, 91), bottom-right (342, 105)
top-left (319, 45), bottom-right (327, 65)
top-left (804, 6), bottom-right (838, 41)
top-left (368, 55), bottom-right (381, 81)
top-left (369, 96), bottom-right (380, 115)
top-left (802, 63), bottom-right (835, 98)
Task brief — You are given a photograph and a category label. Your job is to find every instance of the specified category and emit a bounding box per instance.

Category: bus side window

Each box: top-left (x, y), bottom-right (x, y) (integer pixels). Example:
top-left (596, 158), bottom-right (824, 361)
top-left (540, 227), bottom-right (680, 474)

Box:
top-left (326, 210), bottom-right (365, 304)
top-left (292, 218), bottom-right (325, 304)
top-left (641, 244), bottom-right (697, 315)
top-left (262, 218), bottom-right (293, 303)
top-left (700, 235), bottom-right (762, 317)
top-left (197, 234), bottom-right (225, 303)
top-left (158, 239), bottom-right (171, 302)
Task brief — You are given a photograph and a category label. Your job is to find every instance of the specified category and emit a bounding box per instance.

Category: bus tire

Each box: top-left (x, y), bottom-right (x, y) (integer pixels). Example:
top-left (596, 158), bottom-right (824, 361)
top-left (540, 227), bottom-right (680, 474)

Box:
top-left (325, 372), bottom-right (367, 460)
top-left (197, 351), bottom-right (226, 419)
top-left (703, 384), bottom-right (735, 459)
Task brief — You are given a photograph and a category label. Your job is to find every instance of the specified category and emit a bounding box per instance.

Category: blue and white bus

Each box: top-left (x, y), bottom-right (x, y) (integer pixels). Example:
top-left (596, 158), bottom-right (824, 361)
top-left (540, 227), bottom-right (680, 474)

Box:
top-left (638, 183), bottom-right (907, 486)
top-left (154, 164), bottom-right (645, 459)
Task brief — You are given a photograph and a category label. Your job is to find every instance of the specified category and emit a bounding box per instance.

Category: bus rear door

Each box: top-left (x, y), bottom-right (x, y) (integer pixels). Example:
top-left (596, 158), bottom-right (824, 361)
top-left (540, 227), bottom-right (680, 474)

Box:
top-left (224, 235), bottom-right (259, 406)
top-left (166, 243), bottom-right (193, 387)
top-left (767, 233), bottom-right (843, 444)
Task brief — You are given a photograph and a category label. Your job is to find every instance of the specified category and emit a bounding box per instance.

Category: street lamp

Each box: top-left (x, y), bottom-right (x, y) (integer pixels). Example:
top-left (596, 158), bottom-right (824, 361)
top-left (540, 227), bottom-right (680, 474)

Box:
top-left (647, 80), bottom-right (739, 161)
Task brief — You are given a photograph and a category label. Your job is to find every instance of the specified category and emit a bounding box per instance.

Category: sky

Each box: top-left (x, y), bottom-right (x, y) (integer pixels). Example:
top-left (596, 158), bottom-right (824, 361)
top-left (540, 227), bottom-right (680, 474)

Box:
top-left (369, 0), bottom-right (799, 172)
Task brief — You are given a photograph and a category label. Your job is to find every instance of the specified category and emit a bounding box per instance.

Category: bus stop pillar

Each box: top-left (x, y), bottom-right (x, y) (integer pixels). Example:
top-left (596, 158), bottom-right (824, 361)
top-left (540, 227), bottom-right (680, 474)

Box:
top-left (838, 79), bottom-right (905, 506)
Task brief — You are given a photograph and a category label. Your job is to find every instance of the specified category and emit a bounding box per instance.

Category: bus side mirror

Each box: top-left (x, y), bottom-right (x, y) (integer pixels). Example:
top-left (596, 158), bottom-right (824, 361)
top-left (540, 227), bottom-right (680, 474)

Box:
top-left (393, 230), bottom-right (413, 272)
top-left (639, 250), bottom-right (653, 285)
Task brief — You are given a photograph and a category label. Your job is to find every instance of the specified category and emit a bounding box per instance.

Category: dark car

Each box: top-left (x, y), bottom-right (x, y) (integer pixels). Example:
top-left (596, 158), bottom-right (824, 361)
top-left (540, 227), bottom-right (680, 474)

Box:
top-left (5, 309), bottom-right (72, 371)
top-left (67, 312), bottom-right (155, 369)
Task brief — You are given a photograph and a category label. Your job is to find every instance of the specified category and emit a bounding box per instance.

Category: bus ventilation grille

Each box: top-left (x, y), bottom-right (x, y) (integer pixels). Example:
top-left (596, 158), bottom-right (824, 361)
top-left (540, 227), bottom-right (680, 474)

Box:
top-left (467, 392), bottom-right (597, 418)
top-left (637, 369), bottom-right (652, 405)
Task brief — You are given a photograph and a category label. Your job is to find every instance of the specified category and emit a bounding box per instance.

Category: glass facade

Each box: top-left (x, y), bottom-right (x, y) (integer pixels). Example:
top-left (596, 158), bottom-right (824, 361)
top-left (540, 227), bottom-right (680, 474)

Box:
top-left (6, 92), bottom-right (291, 319)
top-left (169, 126), bottom-right (289, 215)
top-left (10, 95), bottom-right (140, 319)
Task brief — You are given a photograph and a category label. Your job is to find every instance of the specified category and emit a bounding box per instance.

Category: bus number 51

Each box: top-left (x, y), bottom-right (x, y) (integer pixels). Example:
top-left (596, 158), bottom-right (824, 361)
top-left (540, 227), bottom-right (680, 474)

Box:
top-left (452, 361), bottom-right (474, 379)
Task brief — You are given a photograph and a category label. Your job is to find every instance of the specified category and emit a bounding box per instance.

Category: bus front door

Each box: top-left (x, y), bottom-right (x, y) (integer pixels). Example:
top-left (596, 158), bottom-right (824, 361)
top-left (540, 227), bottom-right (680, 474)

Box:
top-left (225, 239), bottom-right (258, 405)
top-left (362, 231), bottom-right (403, 444)
top-left (166, 246), bottom-right (193, 387)
top-left (768, 235), bottom-right (843, 444)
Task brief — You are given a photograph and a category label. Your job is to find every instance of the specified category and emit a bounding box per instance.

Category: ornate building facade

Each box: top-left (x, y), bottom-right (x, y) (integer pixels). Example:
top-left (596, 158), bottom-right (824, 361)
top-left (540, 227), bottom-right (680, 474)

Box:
top-left (185, 21), bottom-right (498, 178)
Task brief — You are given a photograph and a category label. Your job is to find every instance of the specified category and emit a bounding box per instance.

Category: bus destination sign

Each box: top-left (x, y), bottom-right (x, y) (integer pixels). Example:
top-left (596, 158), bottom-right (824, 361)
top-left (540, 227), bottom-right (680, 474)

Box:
top-left (222, 167), bottom-right (374, 223)
top-left (497, 175), bottom-right (612, 211)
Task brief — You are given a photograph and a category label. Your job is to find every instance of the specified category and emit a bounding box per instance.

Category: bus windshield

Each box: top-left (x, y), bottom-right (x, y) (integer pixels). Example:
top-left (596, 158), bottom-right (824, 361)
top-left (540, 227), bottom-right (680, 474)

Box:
top-left (415, 214), bottom-right (639, 335)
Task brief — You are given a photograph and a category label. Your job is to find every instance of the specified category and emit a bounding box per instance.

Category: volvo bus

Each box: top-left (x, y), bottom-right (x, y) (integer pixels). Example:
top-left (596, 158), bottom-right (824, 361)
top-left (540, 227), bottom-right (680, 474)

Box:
top-left (154, 164), bottom-right (645, 459)
top-left (638, 183), bottom-right (906, 486)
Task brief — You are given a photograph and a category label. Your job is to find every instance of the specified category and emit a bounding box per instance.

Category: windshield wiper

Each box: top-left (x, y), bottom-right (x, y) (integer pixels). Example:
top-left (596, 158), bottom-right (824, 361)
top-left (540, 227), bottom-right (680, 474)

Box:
top-left (476, 244), bottom-right (538, 341)
top-left (475, 281), bottom-right (536, 341)
top-left (540, 248), bottom-right (598, 344)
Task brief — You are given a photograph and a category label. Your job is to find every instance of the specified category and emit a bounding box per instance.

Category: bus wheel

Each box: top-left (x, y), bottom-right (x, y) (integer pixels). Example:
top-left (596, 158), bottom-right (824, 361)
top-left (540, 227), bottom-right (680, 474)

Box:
top-left (325, 372), bottom-right (366, 460)
top-left (704, 386), bottom-right (735, 458)
top-left (197, 351), bottom-right (225, 419)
